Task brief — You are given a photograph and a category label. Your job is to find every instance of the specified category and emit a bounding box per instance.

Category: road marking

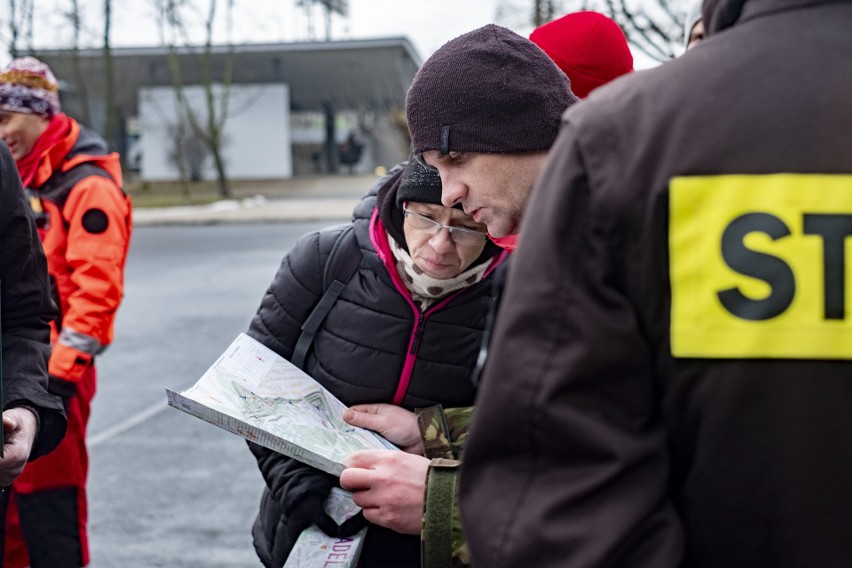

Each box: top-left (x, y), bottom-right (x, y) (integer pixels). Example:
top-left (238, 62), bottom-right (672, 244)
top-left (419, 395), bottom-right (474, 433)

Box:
top-left (89, 399), bottom-right (169, 447)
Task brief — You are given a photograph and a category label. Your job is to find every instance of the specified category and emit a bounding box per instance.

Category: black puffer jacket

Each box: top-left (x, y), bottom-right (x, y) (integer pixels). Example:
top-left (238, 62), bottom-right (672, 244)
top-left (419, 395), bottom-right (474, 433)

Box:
top-left (247, 165), bottom-right (507, 567)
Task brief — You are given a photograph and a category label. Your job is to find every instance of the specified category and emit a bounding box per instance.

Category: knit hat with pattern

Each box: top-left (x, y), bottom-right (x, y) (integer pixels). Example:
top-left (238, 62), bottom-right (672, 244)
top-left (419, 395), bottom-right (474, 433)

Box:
top-left (406, 24), bottom-right (576, 156)
top-left (0, 57), bottom-right (60, 118)
top-left (530, 11), bottom-right (633, 99)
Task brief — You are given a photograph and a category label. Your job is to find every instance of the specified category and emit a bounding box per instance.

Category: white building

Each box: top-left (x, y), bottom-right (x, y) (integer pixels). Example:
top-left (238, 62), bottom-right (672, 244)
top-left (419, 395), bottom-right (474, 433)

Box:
top-left (139, 83), bottom-right (292, 181)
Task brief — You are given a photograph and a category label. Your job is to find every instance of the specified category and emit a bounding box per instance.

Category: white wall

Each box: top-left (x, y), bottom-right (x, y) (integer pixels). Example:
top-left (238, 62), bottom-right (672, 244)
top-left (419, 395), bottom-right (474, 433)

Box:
top-left (139, 83), bottom-right (292, 181)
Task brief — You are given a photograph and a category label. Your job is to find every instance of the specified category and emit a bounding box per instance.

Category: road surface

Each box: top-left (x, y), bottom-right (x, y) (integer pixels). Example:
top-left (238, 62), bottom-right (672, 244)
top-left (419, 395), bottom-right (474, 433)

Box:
top-left (88, 221), bottom-right (337, 567)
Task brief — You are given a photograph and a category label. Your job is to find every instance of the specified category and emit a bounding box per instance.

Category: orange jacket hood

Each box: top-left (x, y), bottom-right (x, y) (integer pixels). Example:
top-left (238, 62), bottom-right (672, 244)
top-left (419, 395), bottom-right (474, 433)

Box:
top-left (31, 116), bottom-right (122, 188)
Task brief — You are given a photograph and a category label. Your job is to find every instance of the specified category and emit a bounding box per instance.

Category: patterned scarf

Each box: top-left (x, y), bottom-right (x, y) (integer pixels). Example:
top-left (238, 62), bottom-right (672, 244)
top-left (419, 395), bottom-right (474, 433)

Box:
top-left (388, 233), bottom-right (489, 311)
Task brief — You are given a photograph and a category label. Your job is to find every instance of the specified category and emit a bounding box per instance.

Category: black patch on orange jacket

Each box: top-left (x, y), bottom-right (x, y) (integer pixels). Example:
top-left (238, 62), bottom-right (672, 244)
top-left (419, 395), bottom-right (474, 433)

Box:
top-left (81, 208), bottom-right (109, 234)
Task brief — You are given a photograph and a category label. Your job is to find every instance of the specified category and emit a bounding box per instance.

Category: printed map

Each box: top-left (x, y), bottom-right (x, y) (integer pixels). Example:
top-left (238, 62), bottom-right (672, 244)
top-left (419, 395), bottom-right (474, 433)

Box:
top-left (166, 333), bottom-right (397, 476)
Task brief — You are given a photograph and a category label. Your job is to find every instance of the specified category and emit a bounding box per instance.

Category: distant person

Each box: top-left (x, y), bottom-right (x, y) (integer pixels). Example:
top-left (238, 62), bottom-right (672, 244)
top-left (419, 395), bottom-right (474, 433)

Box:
top-left (684, 0), bottom-right (705, 50)
top-left (0, 139), bottom-right (67, 490)
top-left (461, 0), bottom-right (852, 566)
top-left (246, 159), bottom-right (507, 567)
top-left (530, 10), bottom-right (634, 99)
top-left (0, 56), bottom-right (132, 568)
top-left (338, 130), bottom-right (364, 174)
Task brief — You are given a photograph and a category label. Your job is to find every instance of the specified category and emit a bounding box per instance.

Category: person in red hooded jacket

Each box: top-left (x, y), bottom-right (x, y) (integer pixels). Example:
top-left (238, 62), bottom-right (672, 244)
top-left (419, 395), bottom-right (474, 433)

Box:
top-left (530, 10), bottom-right (633, 99)
top-left (0, 56), bottom-right (132, 568)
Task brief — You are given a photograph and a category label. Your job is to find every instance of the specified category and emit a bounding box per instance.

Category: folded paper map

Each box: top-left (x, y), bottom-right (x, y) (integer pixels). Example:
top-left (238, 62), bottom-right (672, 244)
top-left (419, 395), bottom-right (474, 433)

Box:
top-left (166, 333), bottom-right (398, 476)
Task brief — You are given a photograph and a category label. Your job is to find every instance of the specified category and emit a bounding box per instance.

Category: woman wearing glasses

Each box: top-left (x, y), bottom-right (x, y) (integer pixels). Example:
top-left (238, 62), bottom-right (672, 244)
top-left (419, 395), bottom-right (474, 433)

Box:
top-left (246, 159), bottom-right (507, 568)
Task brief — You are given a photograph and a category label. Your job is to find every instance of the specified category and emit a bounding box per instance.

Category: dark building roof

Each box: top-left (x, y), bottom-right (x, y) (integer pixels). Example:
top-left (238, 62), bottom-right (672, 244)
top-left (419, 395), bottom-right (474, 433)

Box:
top-left (36, 36), bottom-right (421, 120)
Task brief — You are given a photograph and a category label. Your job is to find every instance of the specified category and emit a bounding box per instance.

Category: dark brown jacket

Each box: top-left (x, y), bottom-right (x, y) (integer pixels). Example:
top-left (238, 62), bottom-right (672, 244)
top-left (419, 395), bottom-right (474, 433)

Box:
top-left (0, 141), bottom-right (66, 459)
top-left (461, 1), bottom-right (852, 566)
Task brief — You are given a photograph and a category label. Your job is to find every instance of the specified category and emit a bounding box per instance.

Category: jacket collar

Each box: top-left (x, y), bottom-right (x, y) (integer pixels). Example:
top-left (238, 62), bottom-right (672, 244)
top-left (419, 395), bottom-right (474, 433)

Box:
top-left (704, 0), bottom-right (847, 34)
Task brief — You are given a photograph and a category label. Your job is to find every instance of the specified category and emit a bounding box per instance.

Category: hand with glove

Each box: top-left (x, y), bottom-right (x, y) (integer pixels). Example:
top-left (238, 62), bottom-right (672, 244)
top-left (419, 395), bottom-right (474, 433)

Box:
top-left (281, 470), bottom-right (367, 545)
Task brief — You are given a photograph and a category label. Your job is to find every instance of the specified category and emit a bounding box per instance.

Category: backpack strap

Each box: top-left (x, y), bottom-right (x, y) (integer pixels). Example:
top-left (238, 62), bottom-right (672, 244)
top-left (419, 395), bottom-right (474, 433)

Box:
top-left (291, 225), bottom-right (361, 370)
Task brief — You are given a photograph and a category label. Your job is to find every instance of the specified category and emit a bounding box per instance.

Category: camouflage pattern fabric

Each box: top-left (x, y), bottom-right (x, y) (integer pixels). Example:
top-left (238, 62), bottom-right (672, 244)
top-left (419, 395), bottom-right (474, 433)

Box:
top-left (417, 405), bottom-right (473, 460)
top-left (417, 406), bottom-right (473, 567)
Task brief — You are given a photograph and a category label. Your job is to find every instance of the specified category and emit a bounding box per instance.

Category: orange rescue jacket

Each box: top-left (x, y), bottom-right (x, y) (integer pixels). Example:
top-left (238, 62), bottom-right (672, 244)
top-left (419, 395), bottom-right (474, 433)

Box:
top-left (24, 117), bottom-right (132, 384)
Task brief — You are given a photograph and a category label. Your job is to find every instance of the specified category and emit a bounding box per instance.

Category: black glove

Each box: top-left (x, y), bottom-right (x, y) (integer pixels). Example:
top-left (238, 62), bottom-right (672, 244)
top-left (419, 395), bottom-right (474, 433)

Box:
top-left (48, 376), bottom-right (77, 414)
top-left (286, 490), bottom-right (367, 540)
top-left (282, 469), bottom-right (369, 543)
top-left (335, 511), bottom-right (367, 536)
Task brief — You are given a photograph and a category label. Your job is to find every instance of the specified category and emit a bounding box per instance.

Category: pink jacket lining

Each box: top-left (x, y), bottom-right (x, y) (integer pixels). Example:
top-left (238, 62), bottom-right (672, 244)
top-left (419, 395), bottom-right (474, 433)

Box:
top-left (368, 208), bottom-right (508, 405)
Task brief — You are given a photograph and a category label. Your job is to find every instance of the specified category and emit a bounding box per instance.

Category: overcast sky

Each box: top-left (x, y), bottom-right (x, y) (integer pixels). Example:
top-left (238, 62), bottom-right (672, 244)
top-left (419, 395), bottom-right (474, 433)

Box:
top-left (17, 0), bottom-right (506, 63)
top-left (12, 0), bottom-right (657, 69)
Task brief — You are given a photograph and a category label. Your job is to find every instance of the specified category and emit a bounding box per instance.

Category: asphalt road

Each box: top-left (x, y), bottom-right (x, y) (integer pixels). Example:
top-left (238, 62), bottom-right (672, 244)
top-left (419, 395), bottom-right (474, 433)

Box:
top-left (87, 221), bottom-right (338, 567)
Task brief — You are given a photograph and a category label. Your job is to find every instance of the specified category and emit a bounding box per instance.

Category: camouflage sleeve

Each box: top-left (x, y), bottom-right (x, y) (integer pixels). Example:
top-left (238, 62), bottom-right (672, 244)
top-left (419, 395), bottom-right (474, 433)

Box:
top-left (418, 406), bottom-right (474, 567)
top-left (416, 405), bottom-right (474, 460)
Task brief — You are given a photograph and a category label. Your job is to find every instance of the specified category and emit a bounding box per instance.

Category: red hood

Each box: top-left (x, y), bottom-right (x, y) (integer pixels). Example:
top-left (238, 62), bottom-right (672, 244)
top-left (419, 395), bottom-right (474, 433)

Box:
top-left (530, 11), bottom-right (633, 99)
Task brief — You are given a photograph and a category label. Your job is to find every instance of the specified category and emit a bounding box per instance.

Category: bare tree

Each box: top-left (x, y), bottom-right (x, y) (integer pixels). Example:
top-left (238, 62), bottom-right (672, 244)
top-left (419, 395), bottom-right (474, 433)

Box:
top-left (21, 0), bottom-right (32, 52)
top-left (168, 119), bottom-right (210, 188)
top-left (5, 0), bottom-right (35, 58)
top-left (296, 0), bottom-right (348, 41)
top-left (497, 0), bottom-right (690, 63)
top-left (65, 0), bottom-right (92, 125)
top-left (102, 0), bottom-right (118, 148)
top-left (601, 0), bottom-right (687, 61)
top-left (158, 0), bottom-right (235, 198)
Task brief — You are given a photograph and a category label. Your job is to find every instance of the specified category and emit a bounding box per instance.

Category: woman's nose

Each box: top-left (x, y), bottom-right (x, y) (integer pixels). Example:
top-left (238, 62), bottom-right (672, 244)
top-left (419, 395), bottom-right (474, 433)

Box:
top-left (429, 227), bottom-right (455, 252)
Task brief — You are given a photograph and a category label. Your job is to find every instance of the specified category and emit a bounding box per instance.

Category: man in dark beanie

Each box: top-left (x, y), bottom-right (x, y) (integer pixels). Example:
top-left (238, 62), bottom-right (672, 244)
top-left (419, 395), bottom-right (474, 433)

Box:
top-left (370, 23), bottom-right (577, 564)
top-left (406, 24), bottom-right (578, 245)
top-left (462, 0), bottom-right (852, 567)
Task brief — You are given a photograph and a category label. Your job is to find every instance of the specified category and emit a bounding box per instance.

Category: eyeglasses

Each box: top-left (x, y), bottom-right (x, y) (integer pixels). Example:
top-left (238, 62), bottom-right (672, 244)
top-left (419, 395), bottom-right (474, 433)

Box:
top-left (402, 205), bottom-right (488, 246)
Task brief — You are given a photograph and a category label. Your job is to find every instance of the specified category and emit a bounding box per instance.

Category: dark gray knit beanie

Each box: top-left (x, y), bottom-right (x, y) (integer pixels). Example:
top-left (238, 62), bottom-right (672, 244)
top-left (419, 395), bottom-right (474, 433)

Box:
top-left (383, 159), bottom-right (446, 250)
top-left (379, 159), bottom-right (476, 251)
top-left (406, 24), bottom-right (577, 156)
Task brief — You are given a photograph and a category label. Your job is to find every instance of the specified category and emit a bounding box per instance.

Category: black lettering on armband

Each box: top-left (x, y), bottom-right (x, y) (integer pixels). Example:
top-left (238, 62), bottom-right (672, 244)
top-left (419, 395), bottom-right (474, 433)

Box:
top-left (803, 213), bottom-right (852, 320)
top-left (717, 212), bottom-right (795, 321)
